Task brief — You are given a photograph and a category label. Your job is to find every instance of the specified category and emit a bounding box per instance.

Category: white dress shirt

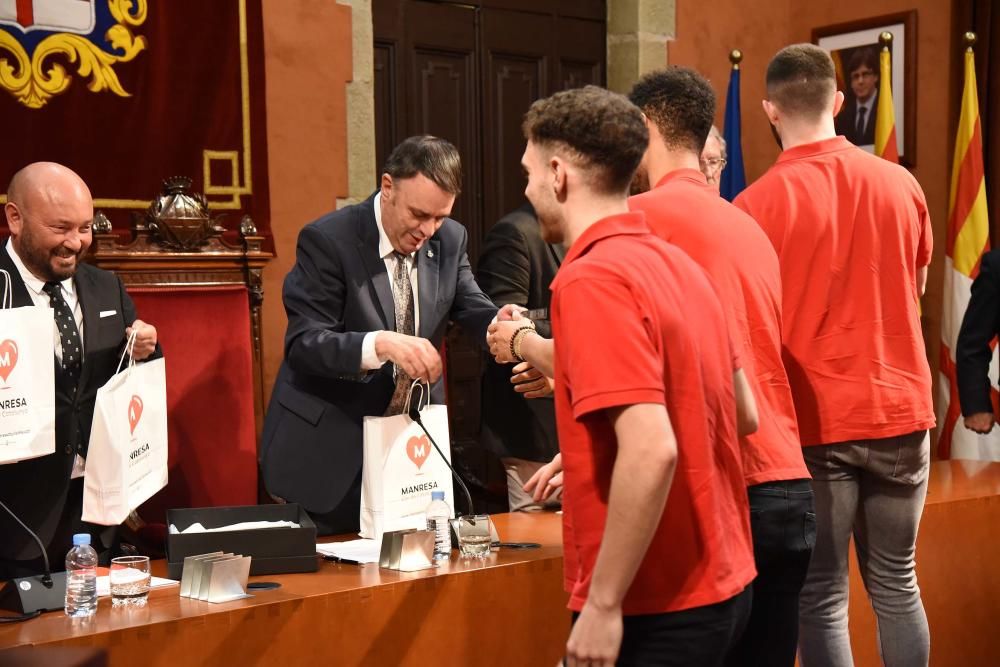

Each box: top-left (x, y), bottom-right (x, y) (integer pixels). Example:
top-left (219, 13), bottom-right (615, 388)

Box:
top-left (5, 240), bottom-right (87, 477)
top-left (360, 191), bottom-right (420, 370)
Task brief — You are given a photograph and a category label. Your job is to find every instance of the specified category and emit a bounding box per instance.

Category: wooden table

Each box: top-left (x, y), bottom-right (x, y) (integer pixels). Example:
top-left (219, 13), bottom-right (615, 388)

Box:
top-left (0, 512), bottom-right (571, 666)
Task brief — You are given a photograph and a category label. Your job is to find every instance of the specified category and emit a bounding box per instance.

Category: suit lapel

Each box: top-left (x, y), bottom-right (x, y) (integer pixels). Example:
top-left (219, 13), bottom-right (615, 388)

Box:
top-left (417, 238), bottom-right (440, 339)
top-left (75, 267), bottom-right (100, 387)
top-left (355, 198), bottom-right (395, 331)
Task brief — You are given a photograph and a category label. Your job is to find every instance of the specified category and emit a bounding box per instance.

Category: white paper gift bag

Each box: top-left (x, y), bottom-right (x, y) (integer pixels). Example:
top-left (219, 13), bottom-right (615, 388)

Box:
top-left (360, 381), bottom-right (455, 539)
top-left (82, 332), bottom-right (168, 525)
top-left (0, 269), bottom-right (56, 465)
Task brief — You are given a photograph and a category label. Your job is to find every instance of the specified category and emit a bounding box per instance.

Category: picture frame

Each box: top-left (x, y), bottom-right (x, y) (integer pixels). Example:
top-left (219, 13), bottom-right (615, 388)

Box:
top-left (813, 10), bottom-right (917, 167)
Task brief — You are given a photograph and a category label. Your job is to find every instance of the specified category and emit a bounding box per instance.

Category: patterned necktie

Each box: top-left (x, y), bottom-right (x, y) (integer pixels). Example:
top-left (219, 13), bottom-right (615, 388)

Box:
top-left (385, 252), bottom-right (415, 415)
top-left (42, 281), bottom-right (82, 384)
top-left (856, 106), bottom-right (868, 136)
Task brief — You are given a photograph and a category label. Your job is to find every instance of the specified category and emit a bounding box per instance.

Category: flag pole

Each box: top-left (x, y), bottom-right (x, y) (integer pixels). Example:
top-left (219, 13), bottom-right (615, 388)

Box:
top-left (720, 49), bottom-right (746, 201)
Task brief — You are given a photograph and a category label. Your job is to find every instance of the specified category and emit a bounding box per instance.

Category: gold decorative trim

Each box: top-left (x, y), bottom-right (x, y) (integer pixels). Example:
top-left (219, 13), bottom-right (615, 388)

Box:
top-left (0, 0), bottom-right (147, 109)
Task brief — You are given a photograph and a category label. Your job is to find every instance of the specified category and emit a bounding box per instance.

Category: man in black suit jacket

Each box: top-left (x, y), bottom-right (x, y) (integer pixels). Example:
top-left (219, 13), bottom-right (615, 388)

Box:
top-left (834, 46), bottom-right (879, 146)
top-left (956, 249), bottom-right (1000, 434)
top-left (260, 136), bottom-right (498, 535)
top-left (0, 162), bottom-right (159, 580)
top-left (477, 203), bottom-right (562, 510)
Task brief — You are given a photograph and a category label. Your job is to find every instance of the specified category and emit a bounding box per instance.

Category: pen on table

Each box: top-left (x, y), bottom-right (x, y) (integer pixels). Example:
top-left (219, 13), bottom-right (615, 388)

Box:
top-left (320, 554), bottom-right (364, 565)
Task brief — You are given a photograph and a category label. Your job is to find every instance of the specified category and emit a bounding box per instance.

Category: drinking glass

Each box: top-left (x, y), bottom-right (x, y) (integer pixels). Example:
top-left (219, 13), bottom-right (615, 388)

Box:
top-left (456, 514), bottom-right (493, 558)
top-left (109, 555), bottom-right (151, 606)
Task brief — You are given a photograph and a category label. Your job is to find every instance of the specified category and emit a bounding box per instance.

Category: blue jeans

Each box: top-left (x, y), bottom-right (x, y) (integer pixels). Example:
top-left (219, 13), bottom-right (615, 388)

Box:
top-left (798, 431), bottom-right (930, 667)
top-left (726, 479), bottom-right (815, 667)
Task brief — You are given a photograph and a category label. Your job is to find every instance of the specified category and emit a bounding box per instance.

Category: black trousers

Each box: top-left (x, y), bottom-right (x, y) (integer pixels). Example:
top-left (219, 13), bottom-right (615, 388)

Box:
top-left (570, 586), bottom-right (752, 667)
top-left (726, 478), bottom-right (816, 667)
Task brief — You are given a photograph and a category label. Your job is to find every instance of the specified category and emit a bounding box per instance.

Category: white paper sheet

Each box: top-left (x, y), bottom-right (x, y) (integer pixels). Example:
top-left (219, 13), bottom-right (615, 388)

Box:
top-left (316, 538), bottom-right (381, 564)
top-left (168, 520), bottom-right (300, 534)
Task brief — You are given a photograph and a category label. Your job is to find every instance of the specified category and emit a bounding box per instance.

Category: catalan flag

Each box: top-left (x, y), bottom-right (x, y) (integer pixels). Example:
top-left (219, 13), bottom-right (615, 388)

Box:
top-left (937, 40), bottom-right (997, 459)
top-left (873, 42), bottom-right (899, 162)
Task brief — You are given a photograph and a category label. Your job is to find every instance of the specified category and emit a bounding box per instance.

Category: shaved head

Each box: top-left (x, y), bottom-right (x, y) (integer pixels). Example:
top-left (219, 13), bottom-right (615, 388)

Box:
top-left (5, 162), bottom-right (94, 281)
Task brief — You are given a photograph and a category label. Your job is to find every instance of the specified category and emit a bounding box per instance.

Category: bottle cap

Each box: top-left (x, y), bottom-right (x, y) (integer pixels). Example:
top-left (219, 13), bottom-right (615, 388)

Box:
top-left (431, 491), bottom-right (445, 501)
top-left (72, 533), bottom-right (91, 546)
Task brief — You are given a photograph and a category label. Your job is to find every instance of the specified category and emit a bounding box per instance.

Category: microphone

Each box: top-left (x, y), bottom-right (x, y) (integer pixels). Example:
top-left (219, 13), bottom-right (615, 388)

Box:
top-left (407, 393), bottom-right (476, 523)
top-left (0, 499), bottom-right (67, 619)
top-left (0, 499), bottom-right (52, 587)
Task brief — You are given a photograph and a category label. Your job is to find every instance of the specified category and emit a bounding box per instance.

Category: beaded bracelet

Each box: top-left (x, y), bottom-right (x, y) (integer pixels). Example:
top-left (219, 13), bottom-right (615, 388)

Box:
top-left (510, 325), bottom-right (536, 362)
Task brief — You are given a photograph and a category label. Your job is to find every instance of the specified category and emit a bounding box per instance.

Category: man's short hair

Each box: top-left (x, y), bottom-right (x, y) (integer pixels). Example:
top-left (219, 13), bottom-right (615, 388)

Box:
top-left (522, 85), bottom-right (648, 195)
top-left (628, 67), bottom-right (716, 154)
top-left (383, 135), bottom-right (462, 195)
top-left (847, 46), bottom-right (878, 76)
top-left (766, 43), bottom-right (837, 119)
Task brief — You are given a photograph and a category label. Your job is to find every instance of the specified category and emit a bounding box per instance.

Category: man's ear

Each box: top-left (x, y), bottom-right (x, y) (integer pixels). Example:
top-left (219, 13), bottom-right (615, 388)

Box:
top-left (762, 99), bottom-right (780, 126)
top-left (550, 156), bottom-right (568, 201)
top-left (4, 202), bottom-right (22, 236)
top-left (832, 90), bottom-right (846, 117)
top-left (380, 173), bottom-right (393, 199)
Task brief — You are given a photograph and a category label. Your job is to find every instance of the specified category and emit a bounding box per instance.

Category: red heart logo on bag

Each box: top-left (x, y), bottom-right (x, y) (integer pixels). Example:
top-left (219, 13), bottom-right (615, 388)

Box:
top-left (406, 435), bottom-right (430, 469)
top-left (128, 395), bottom-right (143, 435)
top-left (0, 339), bottom-right (18, 383)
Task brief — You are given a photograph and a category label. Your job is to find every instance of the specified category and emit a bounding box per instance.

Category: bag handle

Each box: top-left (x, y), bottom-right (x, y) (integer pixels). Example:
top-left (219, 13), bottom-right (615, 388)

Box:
top-left (0, 269), bottom-right (11, 310)
top-left (403, 379), bottom-right (431, 415)
top-left (115, 328), bottom-right (139, 375)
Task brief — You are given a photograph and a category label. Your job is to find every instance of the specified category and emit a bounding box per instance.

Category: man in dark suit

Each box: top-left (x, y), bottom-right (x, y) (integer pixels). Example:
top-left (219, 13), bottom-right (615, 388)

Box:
top-left (260, 136), bottom-right (498, 535)
top-left (957, 249), bottom-right (1000, 434)
top-left (477, 203), bottom-right (562, 510)
top-left (0, 162), bottom-right (159, 580)
top-left (835, 46), bottom-right (879, 146)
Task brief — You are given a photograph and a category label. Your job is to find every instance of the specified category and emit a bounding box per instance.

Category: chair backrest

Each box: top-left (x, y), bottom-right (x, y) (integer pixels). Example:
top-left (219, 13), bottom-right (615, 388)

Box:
top-left (87, 177), bottom-right (273, 526)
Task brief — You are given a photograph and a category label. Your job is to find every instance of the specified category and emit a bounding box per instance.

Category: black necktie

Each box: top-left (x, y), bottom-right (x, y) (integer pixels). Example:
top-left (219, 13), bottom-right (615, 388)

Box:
top-left (856, 106), bottom-right (868, 136)
top-left (42, 281), bottom-right (82, 383)
top-left (385, 252), bottom-right (415, 415)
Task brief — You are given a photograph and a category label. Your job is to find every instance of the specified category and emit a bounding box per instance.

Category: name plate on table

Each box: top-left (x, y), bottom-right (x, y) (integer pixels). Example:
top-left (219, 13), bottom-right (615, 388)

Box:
top-left (180, 552), bottom-right (252, 603)
top-left (379, 529), bottom-right (436, 572)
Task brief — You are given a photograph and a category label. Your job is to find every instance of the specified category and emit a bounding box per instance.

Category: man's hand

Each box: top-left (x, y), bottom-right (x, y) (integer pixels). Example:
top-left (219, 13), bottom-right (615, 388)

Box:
top-left (964, 412), bottom-right (996, 434)
top-left (523, 453), bottom-right (562, 503)
top-left (374, 331), bottom-right (443, 383)
top-left (126, 320), bottom-right (158, 361)
top-left (565, 600), bottom-right (623, 667)
top-left (511, 361), bottom-right (552, 398)
top-left (496, 304), bottom-right (528, 322)
top-left (488, 320), bottom-right (530, 363)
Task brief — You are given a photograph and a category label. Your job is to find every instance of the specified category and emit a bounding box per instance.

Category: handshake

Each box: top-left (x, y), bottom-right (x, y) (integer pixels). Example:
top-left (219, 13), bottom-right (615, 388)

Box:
top-left (487, 304), bottom-right (553, 400)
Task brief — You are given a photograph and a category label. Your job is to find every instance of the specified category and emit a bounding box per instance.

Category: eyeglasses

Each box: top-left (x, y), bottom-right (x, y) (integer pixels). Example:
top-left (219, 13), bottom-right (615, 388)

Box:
top-left (701, 157), bottom-right (727, 173)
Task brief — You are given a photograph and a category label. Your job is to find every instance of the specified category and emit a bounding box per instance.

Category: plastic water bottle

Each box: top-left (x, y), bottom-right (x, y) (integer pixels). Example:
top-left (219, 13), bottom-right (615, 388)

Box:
top-left (65, 533), bottom-right (98, 617)
top-left (425, 491), bottom-right (451, 560)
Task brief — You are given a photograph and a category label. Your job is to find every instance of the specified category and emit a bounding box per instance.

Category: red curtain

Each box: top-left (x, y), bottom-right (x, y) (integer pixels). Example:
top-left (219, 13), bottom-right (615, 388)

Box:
top-left (128, 286), bottom-right (258, 524)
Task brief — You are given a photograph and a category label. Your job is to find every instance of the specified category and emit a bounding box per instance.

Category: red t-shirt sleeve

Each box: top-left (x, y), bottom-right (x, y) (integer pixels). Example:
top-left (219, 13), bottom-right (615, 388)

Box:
top-left (916, 201), bottom-right (933, 268)
top-left (558, 276), bottom-right (666, 420)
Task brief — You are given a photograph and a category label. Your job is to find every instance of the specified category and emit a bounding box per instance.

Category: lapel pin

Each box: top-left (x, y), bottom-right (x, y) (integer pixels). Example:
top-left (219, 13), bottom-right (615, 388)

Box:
top-left (426, 248), bottom-right (434, 258)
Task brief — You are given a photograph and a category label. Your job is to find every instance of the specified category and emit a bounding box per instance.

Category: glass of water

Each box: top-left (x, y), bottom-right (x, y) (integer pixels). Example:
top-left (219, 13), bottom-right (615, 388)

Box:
top-left (457, 514), bottom-right (493, 558)
top-left (109, 555), bottom-right (151, 606)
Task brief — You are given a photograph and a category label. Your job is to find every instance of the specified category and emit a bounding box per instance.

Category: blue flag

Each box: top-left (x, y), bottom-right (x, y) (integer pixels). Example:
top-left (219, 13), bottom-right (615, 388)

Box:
top-left (720, 67), bottom-right (746, 201)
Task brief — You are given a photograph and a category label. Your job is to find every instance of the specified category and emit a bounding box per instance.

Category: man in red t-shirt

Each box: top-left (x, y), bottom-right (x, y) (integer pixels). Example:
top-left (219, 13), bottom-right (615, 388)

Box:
top-left (627, 67), bottom-right (812, 667)
top-left (735, 44), bottom-right (934, 667)
top-left (502, 85), bottom-right (757, 667)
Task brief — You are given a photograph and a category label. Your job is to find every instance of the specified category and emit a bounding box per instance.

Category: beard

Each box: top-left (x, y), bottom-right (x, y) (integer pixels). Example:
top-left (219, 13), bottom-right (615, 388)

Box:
top-left (17, 227), bottom-right (81, 282)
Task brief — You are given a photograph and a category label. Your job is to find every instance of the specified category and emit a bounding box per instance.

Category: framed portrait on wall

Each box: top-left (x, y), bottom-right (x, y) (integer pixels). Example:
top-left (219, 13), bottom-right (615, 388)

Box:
top-left (813, 11), bottom-right (917, 166)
